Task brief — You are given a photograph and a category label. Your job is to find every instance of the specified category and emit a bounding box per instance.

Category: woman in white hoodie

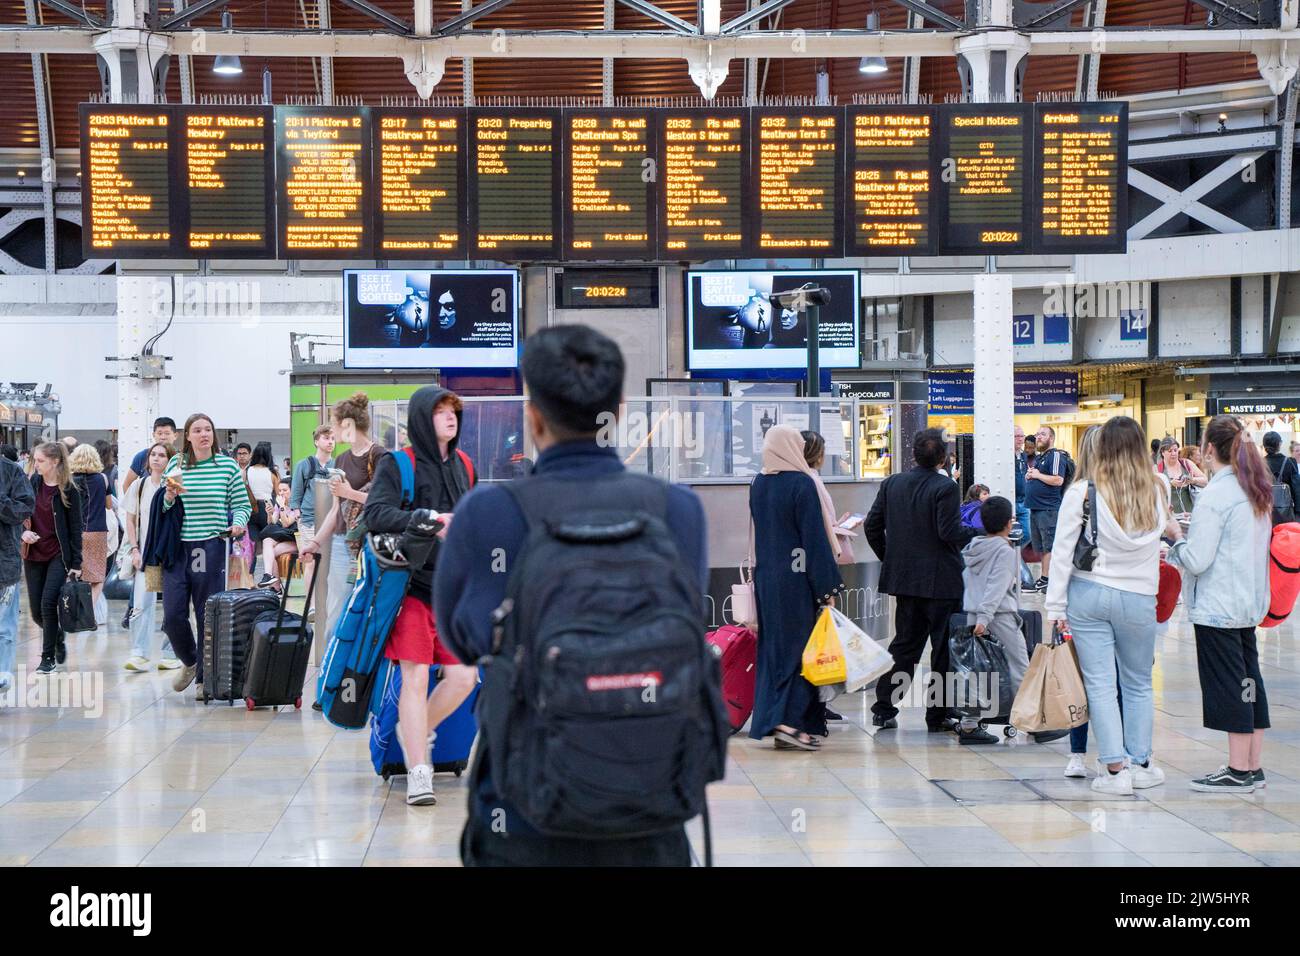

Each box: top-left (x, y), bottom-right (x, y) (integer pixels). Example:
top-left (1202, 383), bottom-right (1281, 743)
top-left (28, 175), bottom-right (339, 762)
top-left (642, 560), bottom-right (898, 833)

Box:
top-left (1045, 416), bottom-right (1170, 796)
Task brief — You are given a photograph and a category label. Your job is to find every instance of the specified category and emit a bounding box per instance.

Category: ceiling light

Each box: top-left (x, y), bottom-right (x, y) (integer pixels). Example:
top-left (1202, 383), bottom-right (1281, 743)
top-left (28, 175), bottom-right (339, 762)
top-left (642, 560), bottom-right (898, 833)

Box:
top-left (213, 10), bottom-right (242, 76)
top-left (859, 12), bottom-right (888, 75)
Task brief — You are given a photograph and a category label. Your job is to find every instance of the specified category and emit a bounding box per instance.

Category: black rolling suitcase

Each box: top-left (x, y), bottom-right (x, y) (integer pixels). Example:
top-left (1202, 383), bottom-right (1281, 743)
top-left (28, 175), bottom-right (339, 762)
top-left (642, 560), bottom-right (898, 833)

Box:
top-left (1019, 609), bottom-right (1044, 656)
top-left (242, 557), bottom-right (318, 711)
top-left (203, 588), bottom-right (280, 704)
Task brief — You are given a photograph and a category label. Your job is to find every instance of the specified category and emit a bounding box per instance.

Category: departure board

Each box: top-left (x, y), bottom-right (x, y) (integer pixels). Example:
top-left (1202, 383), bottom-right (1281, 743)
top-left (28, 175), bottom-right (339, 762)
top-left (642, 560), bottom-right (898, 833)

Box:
top-left (469, 108), bottom-right (561, 260)
top-left (80, 105), bottom-right (174, 257)
top-left (937, 104), bottom-right (1032, 255)
top-left (563, 110), bottom-right (656, 260)
top-left (751, 108), bottom-right (843, 257)
top-left (373, 108), bottom-right (466, 258)
top-left (659, 109), bottom-right (748, 260)
top-left (1034, 102), bottom-right (1128, 255)
top-left (178, 106), bottom-right (274, 258)
top-left (846, 106), bottom-right (936, 257)
top-left (277, 106), bottom-right (372, 257)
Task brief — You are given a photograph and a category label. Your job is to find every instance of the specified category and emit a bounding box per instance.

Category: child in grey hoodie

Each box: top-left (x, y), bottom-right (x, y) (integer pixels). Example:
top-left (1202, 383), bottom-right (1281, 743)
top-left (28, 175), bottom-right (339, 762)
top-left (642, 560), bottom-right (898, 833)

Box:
top-left (961, 496), bottom-right (1030, 690)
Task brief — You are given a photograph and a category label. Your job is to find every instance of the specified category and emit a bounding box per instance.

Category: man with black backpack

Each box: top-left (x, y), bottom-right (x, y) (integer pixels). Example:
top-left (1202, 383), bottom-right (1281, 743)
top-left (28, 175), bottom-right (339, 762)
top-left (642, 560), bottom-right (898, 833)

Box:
top-left (434, 324), bottom-right (728, 866)
top-left (1025, 425), bottom-right (1073, 592)
top-left (1263, 430), bottom-right (1300, 524)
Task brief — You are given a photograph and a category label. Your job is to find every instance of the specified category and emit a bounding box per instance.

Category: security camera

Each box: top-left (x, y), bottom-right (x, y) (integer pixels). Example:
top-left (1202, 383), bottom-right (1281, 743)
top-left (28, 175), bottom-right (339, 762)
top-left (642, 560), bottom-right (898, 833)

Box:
top-left (768, 283), bottom-right (832, 311)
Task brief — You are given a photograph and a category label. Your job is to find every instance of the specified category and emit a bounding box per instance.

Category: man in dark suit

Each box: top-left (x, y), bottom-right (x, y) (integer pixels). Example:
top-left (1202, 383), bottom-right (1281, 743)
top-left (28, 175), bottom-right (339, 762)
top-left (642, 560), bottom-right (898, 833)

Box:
top-left (865, 428), bottom-right (995, 743)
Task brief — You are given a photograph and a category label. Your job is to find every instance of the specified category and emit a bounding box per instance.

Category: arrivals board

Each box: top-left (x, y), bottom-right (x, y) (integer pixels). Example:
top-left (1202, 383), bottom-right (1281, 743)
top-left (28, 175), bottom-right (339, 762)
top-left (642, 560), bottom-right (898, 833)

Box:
top-left (846, 105), bottom-right (936, 257)
top-left (178, 106), bottom-right (275, 258)
top-left (277, 106), bottom-right (372, 257)
top-left (1033, 102), bottom-right (1128, 255)
top-left (751, 108), bottom-right (843, 257)
top-left (563, 109), bottom-right (656, 260)
top-left (937, 104), bottom-right (1032, 256)
top-left (373, 108), bottom-right (466, 258)
top-left (469, 108), bottom-right (560, 260)
top-left (80, 105), bottom-right (174, 257)
top-left (659, 109), bottom-right (748, 259)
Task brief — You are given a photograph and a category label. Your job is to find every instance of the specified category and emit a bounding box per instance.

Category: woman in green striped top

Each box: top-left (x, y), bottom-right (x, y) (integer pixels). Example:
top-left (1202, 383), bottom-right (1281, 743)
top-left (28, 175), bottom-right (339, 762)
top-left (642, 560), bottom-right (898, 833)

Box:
top-left (160, 413), bottom-right (251, 695)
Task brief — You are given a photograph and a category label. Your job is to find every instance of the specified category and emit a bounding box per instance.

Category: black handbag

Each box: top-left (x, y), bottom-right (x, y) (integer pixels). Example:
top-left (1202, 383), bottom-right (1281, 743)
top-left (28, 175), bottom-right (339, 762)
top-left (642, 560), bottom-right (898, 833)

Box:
top-left (58, 575), bottom-right (97, 633)
top-left (1073, 482), bottom-right (1100, 572)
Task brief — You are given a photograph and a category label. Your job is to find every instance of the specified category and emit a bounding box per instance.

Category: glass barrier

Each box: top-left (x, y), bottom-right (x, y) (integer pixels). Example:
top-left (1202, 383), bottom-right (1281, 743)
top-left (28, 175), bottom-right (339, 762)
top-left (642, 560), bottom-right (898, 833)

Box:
top-left (361, 396), bottom-right (877, 484)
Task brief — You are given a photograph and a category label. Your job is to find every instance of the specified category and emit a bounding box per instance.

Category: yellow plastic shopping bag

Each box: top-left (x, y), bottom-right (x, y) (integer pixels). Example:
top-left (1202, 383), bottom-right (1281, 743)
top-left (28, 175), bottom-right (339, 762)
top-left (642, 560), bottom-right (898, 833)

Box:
top-left (801, 607), bottom-right (848, 686)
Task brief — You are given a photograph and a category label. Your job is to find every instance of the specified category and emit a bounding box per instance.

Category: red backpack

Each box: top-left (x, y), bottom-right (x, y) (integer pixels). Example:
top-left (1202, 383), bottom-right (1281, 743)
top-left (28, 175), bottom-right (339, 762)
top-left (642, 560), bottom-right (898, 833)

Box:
top-left (1262, 523), bottom-right (1300, 628)
top-left (1156, 561), bottom-right (1181, 624)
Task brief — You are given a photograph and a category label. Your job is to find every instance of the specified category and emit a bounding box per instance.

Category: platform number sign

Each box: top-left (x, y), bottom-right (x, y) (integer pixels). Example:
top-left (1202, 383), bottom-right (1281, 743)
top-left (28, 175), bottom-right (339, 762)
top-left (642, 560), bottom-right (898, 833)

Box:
top-left (1120, 309), bottom-right (1147, 342)
top-left (1043, 313), bottom-right (1070, 345)
top-left (1012, 314), bottom-right (1035, 346)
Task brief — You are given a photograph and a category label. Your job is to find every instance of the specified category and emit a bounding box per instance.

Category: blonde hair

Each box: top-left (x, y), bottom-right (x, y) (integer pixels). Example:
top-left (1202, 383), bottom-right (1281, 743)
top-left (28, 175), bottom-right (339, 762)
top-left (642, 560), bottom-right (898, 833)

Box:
top-left (67, 442), bottom-right (104, 475)
top-left (1093, 417), bottom-right (1166, 534)
top-left (34, 441), bottom-right (73, 506)
top-left (1074, 426), bottom-right (1101, 483)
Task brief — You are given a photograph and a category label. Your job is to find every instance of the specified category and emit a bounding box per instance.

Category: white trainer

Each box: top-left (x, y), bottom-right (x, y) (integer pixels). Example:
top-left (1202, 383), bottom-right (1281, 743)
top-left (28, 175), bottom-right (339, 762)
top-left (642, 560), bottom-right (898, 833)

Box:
top-left (1091, 761), bottom-right (1135, 796)
top-left (1130, 760), bottom-right (1166, 789)
top-left (157, 658), bottom-right (182, 670)
top-left (123, 656), bottom-right (150, 672)
top-left (1064, 753), bottom-right (1088, 778)
top-left (406, 764), bottom-right (436, 806)
top-left (171, 663), bottom-right (197, 693)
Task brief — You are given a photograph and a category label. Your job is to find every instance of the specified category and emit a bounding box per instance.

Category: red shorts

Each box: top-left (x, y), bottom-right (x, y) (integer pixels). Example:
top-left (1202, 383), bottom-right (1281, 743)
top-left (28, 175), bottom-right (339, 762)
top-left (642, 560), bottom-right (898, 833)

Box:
top-left (384, 596), bottom-right (461, 667)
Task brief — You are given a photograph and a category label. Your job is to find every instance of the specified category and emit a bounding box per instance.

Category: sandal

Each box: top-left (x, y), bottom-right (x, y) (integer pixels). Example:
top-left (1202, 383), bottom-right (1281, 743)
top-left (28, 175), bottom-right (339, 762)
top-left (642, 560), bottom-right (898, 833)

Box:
top-left (773, 730), bottom-right (820, 751)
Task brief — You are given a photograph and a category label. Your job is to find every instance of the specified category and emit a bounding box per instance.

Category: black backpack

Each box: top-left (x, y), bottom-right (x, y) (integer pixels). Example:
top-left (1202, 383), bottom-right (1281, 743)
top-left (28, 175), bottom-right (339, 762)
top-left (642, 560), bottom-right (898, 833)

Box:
top-left (475, 471), bottom-right (729, 844)
top-left (1269, 457), bottom-right (1296, 525)
top-left (1055, 449), bottom-right (1076, 490)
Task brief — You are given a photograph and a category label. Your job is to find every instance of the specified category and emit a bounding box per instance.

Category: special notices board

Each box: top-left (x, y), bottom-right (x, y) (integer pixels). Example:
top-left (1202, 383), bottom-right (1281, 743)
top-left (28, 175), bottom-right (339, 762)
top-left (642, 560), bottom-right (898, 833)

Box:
top-left (659, 109), bottom-right (748, 260)
top-left (469, 108), bottom-right (561, 260)
top-left (373, 108), bottom-right (466, 258)
top-left (563, 110), bottom-right (657, 260)
top-left (1033, 102), bottom-right (1128, 255)
top-left (846, 106), bottom-right (936, 257)
top-left (277, 106), bottom-right (372, 257)
top-left (178, 106), bottom-right (275, 258)
top-left (937, 104), bottom-right (1032, 256)
top-left (752, 108), bottom-right (843, 257)
top-left (80, 105), bottom-right (173, 257)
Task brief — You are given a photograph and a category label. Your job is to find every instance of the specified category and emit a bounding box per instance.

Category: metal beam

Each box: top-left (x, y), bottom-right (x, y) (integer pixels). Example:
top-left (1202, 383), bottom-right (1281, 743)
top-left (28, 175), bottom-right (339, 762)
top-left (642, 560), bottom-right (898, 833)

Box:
top-left (24, 0), bottom-right (54, 274)
top-left (1187, 0), bottom-right (1264, 27)
top-left (1128, 154), bottom-right (1266, 238)
top-left (1020, 0), bottom-right (1090, 29)
top-left (332, 0), bottom-right (412, 34)
top-left (38, 0), bottom-right (103, 27)
top-left (435, 0), bottom-right (517, 35)
top-left (1266, 272), bottom-right (1286, 354)
top-left (155, 0), bottom-right (228, 30)
top-left (891, 0), bottom-right (964, 30)
top-left (721, 0), bottom-right (798, 33)
top-left (615, 0), bottom-right (698, 34)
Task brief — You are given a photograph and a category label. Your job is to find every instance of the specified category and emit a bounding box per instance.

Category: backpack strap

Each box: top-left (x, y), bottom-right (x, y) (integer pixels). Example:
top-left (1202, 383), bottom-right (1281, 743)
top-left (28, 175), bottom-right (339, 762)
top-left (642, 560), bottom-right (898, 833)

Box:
top-left (457, 449), bottom-right (476, 488)
top-left (396, 448), bottom-right (417, 509)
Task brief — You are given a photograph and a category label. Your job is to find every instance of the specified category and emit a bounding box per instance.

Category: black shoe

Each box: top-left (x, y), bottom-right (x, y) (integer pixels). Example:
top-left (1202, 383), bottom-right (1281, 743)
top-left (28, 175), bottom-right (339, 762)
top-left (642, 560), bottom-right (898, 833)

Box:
top-left (1036, 577), bottom-right (1049, 592)
top-left (1031, 729), bottom-right (1071, 744)
top-left (311, 700), bottom-right (323, 712)
top-left (36, 658), bottom-right (56, 674)
top-left (55, 643), bottom-right (66, 665)
top-left (824, 708), bottom-right (844, 722)
top-left (120, 611), bottom-right (132, 628)
top-left (958, 726), bottom-right (1000, 745)
top-left (1253, 769), bottom-right (1266, 789)
top-left (1190, 766), bottom-right (1254, 792)
top-left (871, 714), bottom-right (897, 729)
top-left (927, 717), bottom-right (959, 734)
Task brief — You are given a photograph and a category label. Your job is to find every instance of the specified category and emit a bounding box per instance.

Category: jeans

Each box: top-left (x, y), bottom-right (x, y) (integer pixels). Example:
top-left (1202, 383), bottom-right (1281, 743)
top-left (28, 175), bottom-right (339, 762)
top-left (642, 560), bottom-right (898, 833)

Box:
top-left (129, 570), bottom-right (176, 661)
top-left (0, 582), bottom-right (20, 687)
top-left (1065, 577), bottom-right (1156, 766)
top-left (1015, 504), bottom-right (1031, 545)
top-left (324, 534), bottom-right (354, 643)
top-left (25, 555), bottom-right (66, 662)
top-left (1070, 678), bottom-right (1123, 754)
top-left (161, 539), bottom-right (228, 679)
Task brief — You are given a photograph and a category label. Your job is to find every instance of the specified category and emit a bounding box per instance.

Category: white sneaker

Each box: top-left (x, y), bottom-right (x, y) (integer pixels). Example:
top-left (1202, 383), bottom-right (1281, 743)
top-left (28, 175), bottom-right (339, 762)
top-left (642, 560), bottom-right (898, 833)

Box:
top-left (1064, 753), bottom-right (1088, 778)
top-left (171, 664), bottom-right (197, 692)
top-left (124, 656), bottom-right (150, 672)
top-left (157, 658), bottom-right (182, 670)
top-left (1130, 760), bottom-right (1166, 789)
top-left (406, 764), bottom-right (436, 806)
top-left (1091, 761), bottom-right (1135, 796)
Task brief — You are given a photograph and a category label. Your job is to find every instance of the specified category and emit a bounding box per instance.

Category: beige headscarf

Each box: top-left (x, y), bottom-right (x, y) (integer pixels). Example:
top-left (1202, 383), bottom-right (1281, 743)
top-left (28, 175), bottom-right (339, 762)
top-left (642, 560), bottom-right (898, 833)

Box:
top-left (761, 424), bottom-right (842, 560)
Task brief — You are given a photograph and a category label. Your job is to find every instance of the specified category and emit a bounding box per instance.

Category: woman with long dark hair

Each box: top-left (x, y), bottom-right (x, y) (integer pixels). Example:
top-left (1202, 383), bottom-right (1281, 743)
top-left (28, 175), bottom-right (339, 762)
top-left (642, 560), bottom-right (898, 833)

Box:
top-left (1164, 415), bottom-right (1273, 792)
top-left (22, 442), bottom-right (82, 673)
top-left (246, 443), bottom-right (279, 586)
top-left (1046, 417), bottom-right (1169, 796)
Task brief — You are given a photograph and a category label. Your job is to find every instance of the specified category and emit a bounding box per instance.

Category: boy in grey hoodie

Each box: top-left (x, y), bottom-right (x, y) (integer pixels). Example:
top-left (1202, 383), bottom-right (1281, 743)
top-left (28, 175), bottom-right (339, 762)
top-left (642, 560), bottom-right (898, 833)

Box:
top-left (961, 496), bottom-right (1030, 690)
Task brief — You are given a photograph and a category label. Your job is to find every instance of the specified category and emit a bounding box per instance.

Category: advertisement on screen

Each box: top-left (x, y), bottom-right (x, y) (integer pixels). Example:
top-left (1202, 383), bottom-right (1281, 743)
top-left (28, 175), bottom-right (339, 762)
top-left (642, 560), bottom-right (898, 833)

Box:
top-left (685, 269), bottom-right (860, 371)
top-left (343, 269), bottom-right (519, 369)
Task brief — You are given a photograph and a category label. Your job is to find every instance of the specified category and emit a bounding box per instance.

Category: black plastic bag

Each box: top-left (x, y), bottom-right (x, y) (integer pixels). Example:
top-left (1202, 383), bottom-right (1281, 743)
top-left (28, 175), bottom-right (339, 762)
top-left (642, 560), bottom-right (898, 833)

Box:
top-left (58, 576), bottom-right (97, 634)
top-left (947, 614), bottom-right (1013, 721)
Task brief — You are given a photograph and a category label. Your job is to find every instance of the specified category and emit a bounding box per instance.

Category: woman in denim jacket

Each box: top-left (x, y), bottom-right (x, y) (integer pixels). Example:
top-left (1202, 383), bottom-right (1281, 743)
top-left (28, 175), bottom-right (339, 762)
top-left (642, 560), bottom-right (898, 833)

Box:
top-left (1164, 415), bottom-right (1273, 793)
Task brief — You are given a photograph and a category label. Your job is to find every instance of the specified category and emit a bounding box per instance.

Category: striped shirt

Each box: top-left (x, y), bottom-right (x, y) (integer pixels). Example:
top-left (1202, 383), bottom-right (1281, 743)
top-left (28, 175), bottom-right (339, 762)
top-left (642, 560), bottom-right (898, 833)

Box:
top-left (163, 453), bottom-right (252, 542)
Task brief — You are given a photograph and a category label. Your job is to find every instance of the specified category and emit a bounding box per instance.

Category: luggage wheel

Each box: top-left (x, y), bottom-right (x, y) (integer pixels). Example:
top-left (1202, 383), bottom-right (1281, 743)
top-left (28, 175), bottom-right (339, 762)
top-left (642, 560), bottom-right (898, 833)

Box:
top-left (454, 768), bottom-right (463, 778)
top-left (1003, 726), bottom-right (1017, 739)
top-left (245, 697), bottom-right (255, 711)
top-left (294, 696), bottom-right (302, 710)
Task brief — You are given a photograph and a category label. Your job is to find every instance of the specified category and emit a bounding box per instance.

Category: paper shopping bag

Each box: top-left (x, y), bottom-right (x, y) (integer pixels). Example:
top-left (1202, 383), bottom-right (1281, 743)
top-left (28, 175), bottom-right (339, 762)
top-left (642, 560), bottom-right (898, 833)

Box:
top-left (830, 607), bottom-right (894, 693)
top-left (1042, 640), bottom-right (1089, 730)
top-left (801, 607), bottom-right (848, 687)
top-left (1010, 644), bottom-right (1050, 731)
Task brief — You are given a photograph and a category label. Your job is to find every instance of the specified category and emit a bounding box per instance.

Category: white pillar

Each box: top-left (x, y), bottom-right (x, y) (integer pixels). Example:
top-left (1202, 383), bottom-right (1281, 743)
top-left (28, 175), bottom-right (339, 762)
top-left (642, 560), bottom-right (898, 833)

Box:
top-left (116, 275), bottom-right (167, 468)
top-left (973, 273), bottom-right (1015, 501)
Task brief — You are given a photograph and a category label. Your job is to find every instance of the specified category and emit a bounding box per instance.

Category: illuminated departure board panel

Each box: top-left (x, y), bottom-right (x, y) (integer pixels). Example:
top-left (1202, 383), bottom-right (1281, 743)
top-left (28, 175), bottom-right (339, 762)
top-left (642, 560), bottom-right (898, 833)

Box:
top-left (846, 106), bottom-right (936, 257)
top-left (469, 108), bottom-right (560, 260)
top-left (277, 106), bottom-right (372, 257)
top-left (1033, 102), bottom-right (1128, 255)
top-left (80, 105), bottom-right (174, 257)
top-left (563, 110), bottom-right (656, 260)
top-left (373, 108), bottom-right (466, 258)
top-left (659, 109), bottom-right (748, 260)
top-left (937, 104), bottom-right (1032, 256)
top-left (178, 106), bottom-right (274, 258)
top-left (751, 108), bottom-right (843, 257)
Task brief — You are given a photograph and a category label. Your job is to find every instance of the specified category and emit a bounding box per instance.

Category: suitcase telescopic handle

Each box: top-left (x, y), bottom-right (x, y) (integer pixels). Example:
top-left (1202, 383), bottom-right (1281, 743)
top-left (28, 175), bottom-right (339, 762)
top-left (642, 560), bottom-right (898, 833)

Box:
top-left (270, 553), bottom-right (322, 638)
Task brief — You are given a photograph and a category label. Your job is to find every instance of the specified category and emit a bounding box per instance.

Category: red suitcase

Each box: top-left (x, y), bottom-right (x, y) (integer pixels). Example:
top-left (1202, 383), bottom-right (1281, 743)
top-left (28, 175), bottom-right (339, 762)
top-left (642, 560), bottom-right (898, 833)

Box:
top-left (707, 624), bottom-right (757, 734)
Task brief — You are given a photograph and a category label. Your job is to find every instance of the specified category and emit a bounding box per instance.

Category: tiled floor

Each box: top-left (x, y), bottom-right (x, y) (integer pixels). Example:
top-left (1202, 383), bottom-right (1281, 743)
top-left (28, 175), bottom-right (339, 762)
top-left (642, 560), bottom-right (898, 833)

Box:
top-left (2, 590), bottom-right (1299, 867)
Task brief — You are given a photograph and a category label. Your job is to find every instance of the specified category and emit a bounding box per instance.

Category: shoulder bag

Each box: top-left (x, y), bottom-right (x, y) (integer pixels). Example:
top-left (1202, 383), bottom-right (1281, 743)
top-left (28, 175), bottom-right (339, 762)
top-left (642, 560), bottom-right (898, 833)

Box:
top-left (731, 521), bottom-right (758, 629)
top-left (1073, 482), bottom-right (1100, 572)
